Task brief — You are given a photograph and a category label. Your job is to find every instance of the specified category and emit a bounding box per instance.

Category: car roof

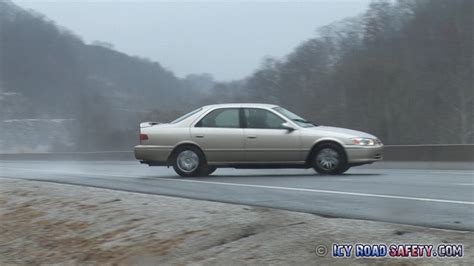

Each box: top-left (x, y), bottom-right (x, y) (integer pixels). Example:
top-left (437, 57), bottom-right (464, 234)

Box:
top-left (202, 103), bottom-right (279, 109)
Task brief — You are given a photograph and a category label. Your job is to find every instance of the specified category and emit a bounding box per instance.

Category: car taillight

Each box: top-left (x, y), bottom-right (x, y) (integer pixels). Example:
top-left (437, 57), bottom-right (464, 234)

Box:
top-left (139, 133), bottom-right (148, 141)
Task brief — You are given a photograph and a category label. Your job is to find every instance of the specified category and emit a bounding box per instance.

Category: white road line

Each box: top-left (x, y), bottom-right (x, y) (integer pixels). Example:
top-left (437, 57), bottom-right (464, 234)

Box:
top-left (153, 177), bottom-right (474, 205)
top-left (454, 183), bottom-right (474, 186)
top-left (430, 171), bottom-right (473, 175)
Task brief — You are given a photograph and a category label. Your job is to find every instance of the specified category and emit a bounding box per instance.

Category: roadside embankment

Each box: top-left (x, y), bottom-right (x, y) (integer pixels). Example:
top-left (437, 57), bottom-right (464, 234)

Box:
top-left (0, 178), bottom-right (472, 265)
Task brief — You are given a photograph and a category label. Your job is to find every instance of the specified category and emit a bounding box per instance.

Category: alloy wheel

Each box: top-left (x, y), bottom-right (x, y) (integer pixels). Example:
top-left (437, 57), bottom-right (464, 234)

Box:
top-left (315, 148), bottom-right (340, 171)
top-left (176, 150), bottom-right (199, 173)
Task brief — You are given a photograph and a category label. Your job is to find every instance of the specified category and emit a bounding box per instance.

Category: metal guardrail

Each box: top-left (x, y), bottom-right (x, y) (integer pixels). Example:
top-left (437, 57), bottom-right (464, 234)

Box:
top-left (0, 145), bottom-right (472, 161)
top-left (382, 144), bottom-right (474, 162)
top-left (0, 151), bottom-right (135, 161)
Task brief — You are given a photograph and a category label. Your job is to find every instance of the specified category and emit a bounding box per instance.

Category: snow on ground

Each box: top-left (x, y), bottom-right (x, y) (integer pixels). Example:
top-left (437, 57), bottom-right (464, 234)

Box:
top-left (0, 177), bottom-right (472, 265)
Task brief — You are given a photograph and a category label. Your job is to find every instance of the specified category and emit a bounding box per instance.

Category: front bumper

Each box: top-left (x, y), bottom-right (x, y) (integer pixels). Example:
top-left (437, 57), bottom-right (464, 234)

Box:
top-left (344, 145), bottom-right (383, 164)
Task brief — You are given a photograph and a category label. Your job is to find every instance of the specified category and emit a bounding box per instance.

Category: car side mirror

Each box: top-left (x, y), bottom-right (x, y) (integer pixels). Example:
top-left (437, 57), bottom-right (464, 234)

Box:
top-left (281, 122), bottom-right (296, 131)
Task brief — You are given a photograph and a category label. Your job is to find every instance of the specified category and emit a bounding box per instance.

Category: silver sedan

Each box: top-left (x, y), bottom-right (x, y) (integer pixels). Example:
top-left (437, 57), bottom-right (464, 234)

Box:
top-left (135, 103), bottom-right (383, 176)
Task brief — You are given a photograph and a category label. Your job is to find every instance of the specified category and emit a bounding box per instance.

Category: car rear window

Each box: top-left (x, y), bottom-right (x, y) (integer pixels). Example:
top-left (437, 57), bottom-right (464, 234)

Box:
top-left (170, 108), bottom-right (202, 124)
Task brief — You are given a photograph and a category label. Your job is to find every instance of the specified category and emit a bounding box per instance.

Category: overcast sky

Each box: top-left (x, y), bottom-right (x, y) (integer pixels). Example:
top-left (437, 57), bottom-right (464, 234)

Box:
top-left (16, 0), bottom-right (370, 81)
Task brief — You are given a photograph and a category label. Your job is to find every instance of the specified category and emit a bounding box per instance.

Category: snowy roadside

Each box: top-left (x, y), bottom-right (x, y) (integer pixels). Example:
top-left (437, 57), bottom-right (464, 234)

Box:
top-left (0, 177), bottom-right (472, 265)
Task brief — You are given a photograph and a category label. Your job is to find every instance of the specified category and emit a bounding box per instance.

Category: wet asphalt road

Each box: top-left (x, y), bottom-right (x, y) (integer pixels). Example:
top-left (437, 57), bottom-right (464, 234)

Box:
top-left (0, 160), bottom-right (472, 230)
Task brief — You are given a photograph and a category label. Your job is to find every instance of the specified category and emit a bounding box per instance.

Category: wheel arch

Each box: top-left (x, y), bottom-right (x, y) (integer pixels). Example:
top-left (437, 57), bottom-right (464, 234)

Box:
top-left (167, 141), bottom-right (207, 164)
top-left (305, 138), bottom-right (348, 164)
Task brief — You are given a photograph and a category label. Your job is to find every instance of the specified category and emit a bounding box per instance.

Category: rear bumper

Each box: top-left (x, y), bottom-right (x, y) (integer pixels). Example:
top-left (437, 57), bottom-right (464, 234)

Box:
top-left (134, 145), bottom-right (173, 163)
top-left (344, 145), bottom-right (383, 164)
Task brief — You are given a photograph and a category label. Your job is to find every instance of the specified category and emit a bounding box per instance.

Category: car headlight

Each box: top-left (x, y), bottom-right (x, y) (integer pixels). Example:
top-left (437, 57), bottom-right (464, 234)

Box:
top-left (351, 137), bottom-right (376, 146)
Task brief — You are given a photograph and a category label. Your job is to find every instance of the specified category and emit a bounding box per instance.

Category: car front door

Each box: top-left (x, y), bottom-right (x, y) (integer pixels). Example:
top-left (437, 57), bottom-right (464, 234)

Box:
top-left (243, 108), bottom-right (302, 163)
top-left (190, 108), bottom-right (245, 164)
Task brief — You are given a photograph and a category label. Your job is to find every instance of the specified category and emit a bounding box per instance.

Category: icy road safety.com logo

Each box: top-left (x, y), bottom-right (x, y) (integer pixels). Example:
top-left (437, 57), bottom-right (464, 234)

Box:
top-left (314, 243), bottom-right (463, 258)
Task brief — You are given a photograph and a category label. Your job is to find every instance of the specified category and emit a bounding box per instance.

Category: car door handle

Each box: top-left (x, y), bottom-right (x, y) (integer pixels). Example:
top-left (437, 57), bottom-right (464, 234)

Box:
top-left (247, 135), bottom-right (257, 139)
top-left (195, 135), bottom-right (204, 138)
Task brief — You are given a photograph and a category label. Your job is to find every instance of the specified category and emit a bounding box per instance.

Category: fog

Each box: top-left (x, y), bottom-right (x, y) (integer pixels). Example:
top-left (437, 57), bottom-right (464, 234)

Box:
top-left (0, 0), bottom-right (472, 153)
top-left (16, 0), bottom-right (370, 81)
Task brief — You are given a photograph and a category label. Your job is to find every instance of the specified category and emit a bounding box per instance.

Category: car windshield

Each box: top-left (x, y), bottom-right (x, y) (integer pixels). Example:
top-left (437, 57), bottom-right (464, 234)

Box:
top-left (170, 108), bottom-right (202, 124)
top-left (273, 107), bottom-right (316, 128)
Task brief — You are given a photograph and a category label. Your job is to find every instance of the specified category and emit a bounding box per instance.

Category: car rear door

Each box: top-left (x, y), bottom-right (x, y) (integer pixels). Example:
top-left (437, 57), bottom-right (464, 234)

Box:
top-left (190, 108), bottom-right (245, 163)
top-left (243, 108), bottom-right (302, 163)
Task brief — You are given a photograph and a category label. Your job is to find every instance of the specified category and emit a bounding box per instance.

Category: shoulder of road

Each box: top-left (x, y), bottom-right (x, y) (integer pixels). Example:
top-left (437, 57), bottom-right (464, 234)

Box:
top-left (0, 177), bottom-right (472, 265)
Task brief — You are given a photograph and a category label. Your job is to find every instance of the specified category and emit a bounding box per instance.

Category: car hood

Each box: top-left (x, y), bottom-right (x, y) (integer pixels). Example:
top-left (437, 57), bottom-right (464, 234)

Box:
top-left (307, 126), bottom-right (377, 139)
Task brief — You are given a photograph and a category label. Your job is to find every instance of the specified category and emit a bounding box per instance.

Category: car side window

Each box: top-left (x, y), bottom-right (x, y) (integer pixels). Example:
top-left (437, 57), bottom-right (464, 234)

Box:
top-left (196, 108), bottom-right (240, 128)
top-left (244, 108), bottom-right (285, 129)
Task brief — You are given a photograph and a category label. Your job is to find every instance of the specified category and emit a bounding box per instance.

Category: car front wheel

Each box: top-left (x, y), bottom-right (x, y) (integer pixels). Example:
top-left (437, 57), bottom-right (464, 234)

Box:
top-left (311, 143), bottom-right (349, 175)
top-left (203, 166), bottom-right (217, 176)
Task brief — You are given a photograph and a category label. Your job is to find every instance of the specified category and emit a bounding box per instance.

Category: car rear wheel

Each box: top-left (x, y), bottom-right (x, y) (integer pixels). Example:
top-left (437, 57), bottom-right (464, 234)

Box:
top-left (172, 146), bottom-right (207, 177)
top-left (311, 143), bottom-right (348, 175)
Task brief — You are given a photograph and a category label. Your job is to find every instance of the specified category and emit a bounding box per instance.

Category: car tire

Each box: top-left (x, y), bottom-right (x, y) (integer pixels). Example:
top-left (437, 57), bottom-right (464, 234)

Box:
top-left (340, 164), bottom-right (351, 174)
top-left (311, 143), bottom-right (348, 175)
top-left (172, 146), bottom-right (207, 177)
top-left (203, 166), bottom-right (217, 176)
